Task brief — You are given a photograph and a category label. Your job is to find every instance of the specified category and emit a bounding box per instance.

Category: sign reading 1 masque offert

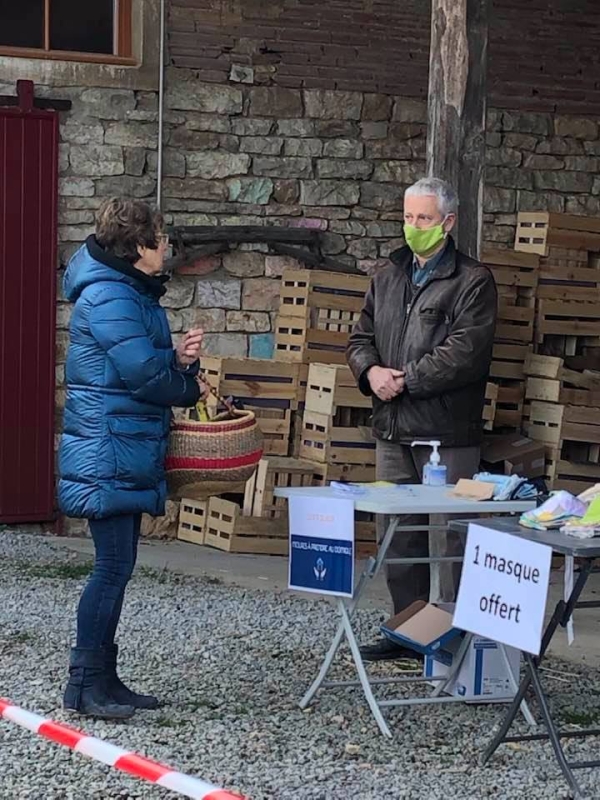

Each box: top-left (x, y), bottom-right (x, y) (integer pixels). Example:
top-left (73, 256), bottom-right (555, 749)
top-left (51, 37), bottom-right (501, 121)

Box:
top-left (288, 494), bottom-right (355, 598)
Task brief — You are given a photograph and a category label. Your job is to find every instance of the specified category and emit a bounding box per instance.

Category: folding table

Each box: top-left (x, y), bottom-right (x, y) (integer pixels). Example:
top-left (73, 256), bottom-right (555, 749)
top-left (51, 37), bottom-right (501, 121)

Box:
top-left (450, 516), bottom-right (600, 800)
top-left (274, 484), bottom-right (535, 738)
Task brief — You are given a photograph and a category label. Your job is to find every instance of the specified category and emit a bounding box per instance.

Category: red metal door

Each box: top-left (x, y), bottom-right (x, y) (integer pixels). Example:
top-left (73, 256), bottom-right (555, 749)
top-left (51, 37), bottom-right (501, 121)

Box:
top-left (0, 82), bottom-right (59, 523)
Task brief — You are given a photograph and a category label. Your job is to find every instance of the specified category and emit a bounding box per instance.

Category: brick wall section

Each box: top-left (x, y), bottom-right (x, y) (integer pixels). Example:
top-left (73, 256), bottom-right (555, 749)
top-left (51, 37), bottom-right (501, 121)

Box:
top-left (169, 0), bottom-right (600, 114)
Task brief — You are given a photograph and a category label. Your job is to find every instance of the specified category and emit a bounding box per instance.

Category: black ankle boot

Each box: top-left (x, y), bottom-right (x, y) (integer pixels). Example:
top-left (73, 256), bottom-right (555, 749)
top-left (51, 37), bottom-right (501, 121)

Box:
top-left (104, 644), bottom-right (159, 710)
top-left (63, 647), bottom-right (135, 720)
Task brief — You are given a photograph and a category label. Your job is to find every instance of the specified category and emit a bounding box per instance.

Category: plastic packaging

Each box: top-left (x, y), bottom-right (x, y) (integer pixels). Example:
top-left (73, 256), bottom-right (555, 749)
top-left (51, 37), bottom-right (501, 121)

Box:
top-left (411, 440), bottom-right (447, 486)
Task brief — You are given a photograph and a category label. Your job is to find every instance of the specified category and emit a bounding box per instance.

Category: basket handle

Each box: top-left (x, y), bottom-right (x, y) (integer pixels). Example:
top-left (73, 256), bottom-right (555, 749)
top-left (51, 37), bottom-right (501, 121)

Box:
top-left (196, 369), bottom-right (236, 416)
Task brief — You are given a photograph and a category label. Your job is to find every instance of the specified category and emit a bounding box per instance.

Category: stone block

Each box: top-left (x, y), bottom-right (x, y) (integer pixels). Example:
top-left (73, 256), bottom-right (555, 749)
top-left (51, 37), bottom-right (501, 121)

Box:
top-left (537, 137), bottom-right (585, 155)
top-left (563, 156), bottom-right (598, 172)
top-left (503, 133), bottom-right (539, 151)
top-left (196, 278), bottom-right (241, 310)
top-left (300, 181), bottom-right (360, 207)
top-left (347, 238), bottom-right (377, 259)
top-left (483, 187), bottom-right (516, 213)
top-left (248, 333), bottom-right (275, 359)
top-left (167, 128), bottom-right (220, 150)
top-left (124, 147), bottom-right (147, 177)
top-left (273, 179), bottom-right (300, 204)
top-left (392, 98), bottom-right (427, 123)
top-left (304, 90), bottom-right (363, 120)
top-left (242, 278), bottom-right (280, 311)
top-left (185, 113), bottom-right (232, 133)
top-left (329, 220), bottom-right (366, 236)
top-left (366, 221), bottom-right (404, 237)
top-left (360, 122), bottom-right (388, 140)
top-left (517, 191), bottom-right (565, 213)
top-left (226, 311), bottom-right (271, 332)
top-left (70, 145), bottom-right (124, 177)
top-left (162, 277), bottom-right (195, 308)
top-left (360, 182), bottom-right (403, 211)
top-left (276, 119), bottom-right (316, 137)
top-left (501, 111), bottom-right (552, 136)
top-left (378, 239), bottom-right (405, 257)
top-left (249, 87), bottom-right (303, 117)
top-left (284, 139), bottom-right (323, 157)
top-left (227, 177), bottom-right (274, 205)
top-left (314, 120), bottom-right (359, 138)
top-left (104, 122), bottom-right (158, 149)
top-left (486, 148), bottom-right (523, 167)
top-left (533, 171), bottom-right (593, 193)
top-left (177, 256), bottom-right (222, 276)
top-left (486, 167), bottom-right (533, 190)
top-left (56, 304), bottom-right (72, 330)
top-left (554, 117), bottom-right (598, 140)
top-left (565, 195), bottom-right (600, 215)
top-left (59, 177), bottom-right (95, 197)
top-left (58, 225), bottom-right (95, 242)
top-left (186, 152), bottom-right (250, 179)
top-left (362, 93), bottom-right (393, 121)
top-left (223, 252), bottom-right (265, 278)
top-left (147, 149), bottom-right (186, 178)
top-left (58, 209), bottom-right (95, 226)
top-left (366, 140), bottom-right (413, 160)
top-left (253, 157), bottom-right (312, 179)
top-left (60, 119), bottom-right (104, 145)
top-left (232, 118), bottom-right (275, 136)
top-left (239, 137), bottom-right (284, 155)
top-left (79, 88), bottom-right (136, 120)
top-left (323, 139), bottom-right (364, 159)
top-left (162, 177), bottom-right (227, 201)
top-left (317, 159), bottom-right (373, 180)
top-left (320, 233), bottom-right (346, 255)
top-left (167, 82), bottom-right (243, 114)
top-left (180, 307), bottom-right (227, 332)
top-left (202, 333), bottom-right (248, 357)
top-left (265, 255), bottom-right (300, 277)
top-left (523, 154), bottom-right (564, 170)
top-left (166, 309), bottom-right (184, 332)
top-left (372, 160), bottom-right (423, 183)
top-left (95, 176), bottom-right (156, 198)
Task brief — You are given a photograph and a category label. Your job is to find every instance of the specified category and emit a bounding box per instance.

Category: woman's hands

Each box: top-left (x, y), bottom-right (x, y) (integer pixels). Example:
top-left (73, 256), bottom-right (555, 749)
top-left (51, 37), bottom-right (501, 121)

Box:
top-left (176, 328), bottom-right (203, 368)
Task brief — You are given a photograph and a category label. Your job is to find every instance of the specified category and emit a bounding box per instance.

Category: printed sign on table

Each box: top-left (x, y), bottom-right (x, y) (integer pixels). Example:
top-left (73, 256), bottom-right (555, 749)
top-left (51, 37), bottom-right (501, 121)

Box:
top-left (288, 494), bottom-right (355, 598)
top-left (453, 524), bottom-right (552, 655)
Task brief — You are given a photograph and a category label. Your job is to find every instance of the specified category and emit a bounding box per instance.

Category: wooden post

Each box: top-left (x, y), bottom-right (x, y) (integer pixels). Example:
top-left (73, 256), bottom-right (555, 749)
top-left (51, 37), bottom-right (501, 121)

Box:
top-left (426, 0), bottom-right (490, 259)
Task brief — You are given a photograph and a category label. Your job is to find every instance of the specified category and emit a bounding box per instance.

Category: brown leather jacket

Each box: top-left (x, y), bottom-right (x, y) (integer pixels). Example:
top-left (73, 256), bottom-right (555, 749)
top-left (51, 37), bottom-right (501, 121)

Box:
top-left (346, 239), bottom-right (497, 447)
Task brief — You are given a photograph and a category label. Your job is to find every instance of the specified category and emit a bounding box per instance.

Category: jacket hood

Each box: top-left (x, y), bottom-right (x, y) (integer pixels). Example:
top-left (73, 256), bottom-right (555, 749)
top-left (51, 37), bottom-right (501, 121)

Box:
top-left (64, 236), bottom-right (168, 303)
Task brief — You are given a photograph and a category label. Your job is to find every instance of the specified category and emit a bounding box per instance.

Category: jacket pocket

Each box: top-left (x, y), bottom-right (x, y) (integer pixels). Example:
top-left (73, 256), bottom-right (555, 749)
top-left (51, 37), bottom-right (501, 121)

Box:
top-left (107, 415), bottom-right (165, 489)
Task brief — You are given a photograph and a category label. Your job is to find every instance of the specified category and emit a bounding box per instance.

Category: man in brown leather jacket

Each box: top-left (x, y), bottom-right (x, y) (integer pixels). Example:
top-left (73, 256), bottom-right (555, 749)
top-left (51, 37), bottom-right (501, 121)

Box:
top-left (346, 177), bottom-right (497, 662)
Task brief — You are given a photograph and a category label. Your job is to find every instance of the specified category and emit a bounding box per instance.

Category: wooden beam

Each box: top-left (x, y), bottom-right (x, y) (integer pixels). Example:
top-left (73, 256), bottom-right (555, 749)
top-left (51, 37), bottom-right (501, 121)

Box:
top-left (426, 0), bottom-right (490, 259)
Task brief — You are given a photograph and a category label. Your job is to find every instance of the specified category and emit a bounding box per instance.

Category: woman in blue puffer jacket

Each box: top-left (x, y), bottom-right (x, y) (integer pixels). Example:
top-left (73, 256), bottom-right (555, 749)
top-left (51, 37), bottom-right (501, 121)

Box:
top-left (58, 197), bottom-right (206, 720)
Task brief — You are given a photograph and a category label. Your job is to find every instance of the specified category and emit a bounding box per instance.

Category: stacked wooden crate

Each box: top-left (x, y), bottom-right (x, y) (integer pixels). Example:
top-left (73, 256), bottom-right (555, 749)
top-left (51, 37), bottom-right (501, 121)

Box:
top-left (273, 269), bottom-right (370, 365)
top-left (513, 212), bottom-right (600, 491)
top-left (480, 249), bottom-right (540, 432)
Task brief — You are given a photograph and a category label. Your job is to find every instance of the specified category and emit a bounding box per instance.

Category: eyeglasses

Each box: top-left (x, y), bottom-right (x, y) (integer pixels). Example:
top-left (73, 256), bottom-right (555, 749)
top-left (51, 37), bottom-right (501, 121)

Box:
top-left (157, 233), bottom-right (169, 246)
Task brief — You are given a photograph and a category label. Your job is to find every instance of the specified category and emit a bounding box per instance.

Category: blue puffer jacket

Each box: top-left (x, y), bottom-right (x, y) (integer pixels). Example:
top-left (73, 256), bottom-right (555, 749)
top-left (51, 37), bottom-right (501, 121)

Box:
top-left (58, 237), bottom-right (200, 520)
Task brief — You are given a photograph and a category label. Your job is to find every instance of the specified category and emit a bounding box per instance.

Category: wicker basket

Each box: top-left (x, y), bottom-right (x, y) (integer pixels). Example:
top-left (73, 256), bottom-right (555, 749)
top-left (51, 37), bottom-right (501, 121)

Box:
top-left (165, 408), bottom-right (264, 494)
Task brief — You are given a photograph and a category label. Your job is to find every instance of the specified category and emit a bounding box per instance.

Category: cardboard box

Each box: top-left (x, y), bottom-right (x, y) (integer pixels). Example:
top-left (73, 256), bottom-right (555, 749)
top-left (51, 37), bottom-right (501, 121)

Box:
top-left (424, 635), bottom-right (521, 702)
top-left (481, 433), bottom-right (546, 479)
top-left (380, 601), bottom-right (462, 656)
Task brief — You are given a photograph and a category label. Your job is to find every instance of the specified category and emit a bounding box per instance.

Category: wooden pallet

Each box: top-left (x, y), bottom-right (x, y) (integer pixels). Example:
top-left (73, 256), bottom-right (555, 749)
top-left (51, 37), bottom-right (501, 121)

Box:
top-left (481, 249), bottom-right (539, 289)
top-left (524, 353), bottom-right (600, 405)
top-left (536, 300), bottom-right (600, 350)
top-left (279, 269), bottom-right (369, 320)
top-left (515, 212), bottom-right (600, 257)
top-left (204, 497), bottom-right (289, 555)
top-left (312, 462), bottom-right (377, 485)
top-left (489, 343), bottom-right (531, 381)
top-left (537, 247), bottom-right (600, 303)
top-left (494, 385), bottom-right (524, 429)
top-left (177, 498), bottom-right (208, 545)
top-left (483, 383), bottom-right (498, 431)
top-left (299, 410), bottom-right (376, 465)
top-left (201, 356), bottom-right (302, 405)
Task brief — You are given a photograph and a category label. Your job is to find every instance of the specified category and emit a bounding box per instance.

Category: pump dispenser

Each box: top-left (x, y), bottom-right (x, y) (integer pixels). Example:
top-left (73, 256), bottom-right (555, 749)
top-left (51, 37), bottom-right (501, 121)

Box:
top-left (411, 440), bottom-right (447, 486)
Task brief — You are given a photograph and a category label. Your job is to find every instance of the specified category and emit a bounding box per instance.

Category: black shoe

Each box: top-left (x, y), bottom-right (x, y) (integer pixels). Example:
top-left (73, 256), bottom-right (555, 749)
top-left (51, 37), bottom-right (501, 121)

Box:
top-left (360, 638), bottom-right (423, 663)
top-left (63, 647), bottom-right (135, 720)
top-left (104, 644), bottom-right (160, 710)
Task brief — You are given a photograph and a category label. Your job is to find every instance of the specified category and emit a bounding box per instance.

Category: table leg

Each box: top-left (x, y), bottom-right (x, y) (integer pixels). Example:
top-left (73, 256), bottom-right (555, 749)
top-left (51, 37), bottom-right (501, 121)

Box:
top-left (299, 516), bottom-right (400, 711)
top-left (498, 644), bottom-right (536, 728)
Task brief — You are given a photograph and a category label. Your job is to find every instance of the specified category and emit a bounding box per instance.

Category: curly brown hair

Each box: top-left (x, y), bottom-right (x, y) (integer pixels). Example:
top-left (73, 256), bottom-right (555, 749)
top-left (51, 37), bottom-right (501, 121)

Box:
top-left (95, 198), bottom-right (164, 263)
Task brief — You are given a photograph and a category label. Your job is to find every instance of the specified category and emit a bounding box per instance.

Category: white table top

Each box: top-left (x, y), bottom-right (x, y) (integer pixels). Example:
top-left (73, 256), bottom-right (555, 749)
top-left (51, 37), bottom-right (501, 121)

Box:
top-left (273, 484), bottom-right (536, 516)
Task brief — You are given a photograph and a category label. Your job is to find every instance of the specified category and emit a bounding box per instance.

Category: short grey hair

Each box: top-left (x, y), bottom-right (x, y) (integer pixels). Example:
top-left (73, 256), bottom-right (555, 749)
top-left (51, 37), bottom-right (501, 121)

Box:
top-left (404, 177), bottom-right (458, 217)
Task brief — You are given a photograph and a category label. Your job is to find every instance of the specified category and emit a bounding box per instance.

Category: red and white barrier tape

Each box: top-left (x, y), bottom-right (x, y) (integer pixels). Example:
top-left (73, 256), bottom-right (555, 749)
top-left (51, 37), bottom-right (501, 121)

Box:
top-left (0, 698), bottom-right (246, 800)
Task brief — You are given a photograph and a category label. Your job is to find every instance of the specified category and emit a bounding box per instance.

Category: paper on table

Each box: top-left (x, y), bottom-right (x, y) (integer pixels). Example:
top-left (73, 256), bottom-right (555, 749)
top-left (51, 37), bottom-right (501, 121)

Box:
top-left (451, 479), bottom-right (495, 501)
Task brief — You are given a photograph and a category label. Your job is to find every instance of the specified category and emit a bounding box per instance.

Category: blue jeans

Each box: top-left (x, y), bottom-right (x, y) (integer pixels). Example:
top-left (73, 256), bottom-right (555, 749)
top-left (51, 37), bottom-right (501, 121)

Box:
top-left (76, 514), bottom-right (141, 650)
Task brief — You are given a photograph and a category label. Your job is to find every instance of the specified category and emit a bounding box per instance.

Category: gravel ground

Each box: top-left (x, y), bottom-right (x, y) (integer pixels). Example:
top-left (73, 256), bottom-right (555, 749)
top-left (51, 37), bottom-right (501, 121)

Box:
top-left (1, 531), bottom-right (599, 800)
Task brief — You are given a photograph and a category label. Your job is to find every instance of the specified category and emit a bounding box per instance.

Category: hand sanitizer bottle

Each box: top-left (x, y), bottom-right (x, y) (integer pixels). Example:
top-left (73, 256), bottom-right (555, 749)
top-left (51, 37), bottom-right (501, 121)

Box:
top-left (411, 440), bottom-right (447, 486)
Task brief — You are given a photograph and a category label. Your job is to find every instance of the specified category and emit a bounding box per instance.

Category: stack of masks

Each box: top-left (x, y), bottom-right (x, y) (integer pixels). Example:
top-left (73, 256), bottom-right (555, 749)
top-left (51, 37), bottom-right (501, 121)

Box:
top-left (519, 491), bottom-right (587, 531)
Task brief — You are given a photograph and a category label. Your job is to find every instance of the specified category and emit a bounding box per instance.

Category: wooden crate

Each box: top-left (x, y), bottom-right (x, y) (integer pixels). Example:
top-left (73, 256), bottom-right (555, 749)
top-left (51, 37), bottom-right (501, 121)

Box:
top-left (481, 249), bottom-right (539, 290)
top-left (200, 356), bottom-right (302, 405)
top-left (312, 462), bottom-right (377, 485)
top-left (177, 498), bottom-right (208, 545)
top-left (278, 269), bottom-right (369, 320)
top-left (489, 343), bottom-right (531, 381)
top-left (299, 410), bottom-right (376, 465)
top-left (305, 363), bottom-right (369, 416)
top-left (274, 313), bottom-right (355, 365)
top-left (204, 497), bottom-right (289, 555)
top-left (483, 383), bottom-right (498, 431)
top-left (524, 353), bottom-right (600, 405)
top-left (496, 302), bottom-right (535, 344)
top-left (515, 212), bottom-right (600, 257)
top-left (537, 249), bottom-right (600, 303)
top-left (536, 300), bottom-right (600, 346)
top-left (244, 457), bottom-right (318, 519)
top-left (494, 385), bottom-right (524, 429)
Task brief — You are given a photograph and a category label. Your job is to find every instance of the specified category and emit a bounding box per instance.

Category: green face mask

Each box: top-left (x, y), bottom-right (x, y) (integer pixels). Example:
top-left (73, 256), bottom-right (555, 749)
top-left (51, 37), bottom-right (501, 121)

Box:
top-left (404, 223), bottom-right (447, 257)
